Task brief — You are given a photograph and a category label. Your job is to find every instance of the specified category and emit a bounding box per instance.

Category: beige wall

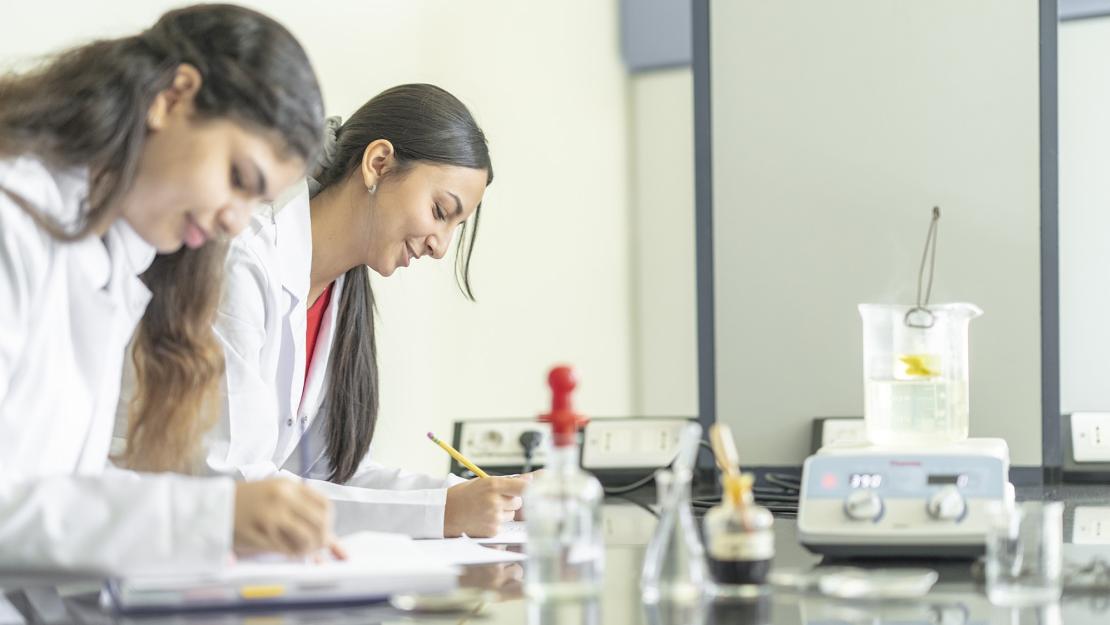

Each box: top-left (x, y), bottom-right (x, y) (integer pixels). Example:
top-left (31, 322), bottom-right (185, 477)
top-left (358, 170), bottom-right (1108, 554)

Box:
top-left (0, 1), bottom-right (638, 476)
top-left (708, 0), bottom-right (1044, 466)
top-left (1059, 17), bottom-right (1110, 414)
top-left (628, 69), bottom-right (698, 417)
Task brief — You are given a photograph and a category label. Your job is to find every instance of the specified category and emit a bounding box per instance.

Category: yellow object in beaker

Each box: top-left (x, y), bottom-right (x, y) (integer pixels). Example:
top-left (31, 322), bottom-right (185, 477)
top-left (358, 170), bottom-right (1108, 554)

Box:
top-left (899, 354), bottom-right (940, 378)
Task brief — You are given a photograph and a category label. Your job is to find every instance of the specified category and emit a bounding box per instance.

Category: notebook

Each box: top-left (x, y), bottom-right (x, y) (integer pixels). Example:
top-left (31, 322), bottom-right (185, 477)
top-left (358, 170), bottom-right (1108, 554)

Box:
top-left (105, 532), bottom-right (457, 614)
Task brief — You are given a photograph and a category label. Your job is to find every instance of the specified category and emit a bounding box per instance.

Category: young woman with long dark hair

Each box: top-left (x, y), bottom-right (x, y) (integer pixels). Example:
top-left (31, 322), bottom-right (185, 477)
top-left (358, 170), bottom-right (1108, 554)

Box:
top-left (0, 4), bottom-right (337, 573)
top-left (197, 84), bottom-right (528, 539)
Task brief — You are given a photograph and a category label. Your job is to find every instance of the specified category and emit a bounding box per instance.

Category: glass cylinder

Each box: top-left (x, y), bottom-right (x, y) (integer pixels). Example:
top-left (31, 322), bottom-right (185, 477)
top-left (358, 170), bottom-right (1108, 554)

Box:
top-left (985, 502), bottom-right (1064, 607)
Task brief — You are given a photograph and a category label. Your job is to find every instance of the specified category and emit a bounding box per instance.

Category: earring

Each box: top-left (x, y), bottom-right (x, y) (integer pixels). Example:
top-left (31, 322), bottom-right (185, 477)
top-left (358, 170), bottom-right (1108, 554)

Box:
top-left (368, 183), bottom-right (377, 195)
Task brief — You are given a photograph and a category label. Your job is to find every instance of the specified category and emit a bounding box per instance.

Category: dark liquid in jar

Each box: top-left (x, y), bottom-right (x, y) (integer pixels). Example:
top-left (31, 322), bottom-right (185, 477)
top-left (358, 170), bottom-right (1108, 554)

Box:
top-left (708, 557), bottom-right (770, 585)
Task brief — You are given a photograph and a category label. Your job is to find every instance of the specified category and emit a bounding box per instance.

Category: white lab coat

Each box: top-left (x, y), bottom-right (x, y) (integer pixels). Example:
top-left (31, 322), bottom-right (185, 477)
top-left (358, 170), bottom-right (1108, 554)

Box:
top-left (208, 182), bottom-right (463, 539)
top-left (0, 155), bottom-right (233, 576)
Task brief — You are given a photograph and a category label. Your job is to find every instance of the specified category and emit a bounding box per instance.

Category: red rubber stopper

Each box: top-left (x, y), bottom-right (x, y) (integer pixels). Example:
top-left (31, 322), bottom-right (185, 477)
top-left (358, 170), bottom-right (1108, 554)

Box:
top-left (539, 365), bottom-right (587, 446)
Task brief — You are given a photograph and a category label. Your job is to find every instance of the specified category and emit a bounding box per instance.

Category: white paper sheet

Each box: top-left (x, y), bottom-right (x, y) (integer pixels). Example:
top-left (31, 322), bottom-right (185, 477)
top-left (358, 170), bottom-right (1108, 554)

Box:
top-left (471, 521), bottom-right (528, 545)
top-left (411, 537), bottom-right (526, 565)
top-left (111, 532), bottom-right (458, 611)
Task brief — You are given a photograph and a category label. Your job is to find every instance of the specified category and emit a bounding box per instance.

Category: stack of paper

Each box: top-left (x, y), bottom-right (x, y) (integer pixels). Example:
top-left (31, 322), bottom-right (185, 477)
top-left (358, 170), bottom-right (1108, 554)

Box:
top-left (107, 532), bottom-right (456, 613)
top-left (107, 526), bottom-right (530, 613)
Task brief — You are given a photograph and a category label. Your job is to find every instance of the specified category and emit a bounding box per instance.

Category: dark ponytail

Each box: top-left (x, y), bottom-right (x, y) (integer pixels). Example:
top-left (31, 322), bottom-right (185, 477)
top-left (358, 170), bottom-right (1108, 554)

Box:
top-left (315, 84), bottom-right (493, 483)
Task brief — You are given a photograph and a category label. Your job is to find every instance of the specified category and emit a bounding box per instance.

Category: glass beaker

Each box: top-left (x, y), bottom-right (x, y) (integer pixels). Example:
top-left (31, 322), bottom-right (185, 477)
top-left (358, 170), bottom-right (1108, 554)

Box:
top-left (641, 469), bottom-right (708, 605)
top-left (985, 502), bottom-right (1064, 607)
top-left (859, 302), bottom-right (982, 446)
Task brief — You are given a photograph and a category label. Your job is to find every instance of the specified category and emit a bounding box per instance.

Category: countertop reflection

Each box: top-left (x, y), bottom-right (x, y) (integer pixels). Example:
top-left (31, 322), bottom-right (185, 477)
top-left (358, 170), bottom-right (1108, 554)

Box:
top-left (5, 483), bottom-right (1110, 624)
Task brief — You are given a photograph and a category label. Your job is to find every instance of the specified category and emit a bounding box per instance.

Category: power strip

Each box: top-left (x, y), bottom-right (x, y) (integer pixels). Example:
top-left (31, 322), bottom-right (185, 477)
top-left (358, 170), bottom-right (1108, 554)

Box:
top-left (581, 417), bottom-right (691, 470)
top-left (1062, 413), bottom-right (1110, 481)
top-left (1072, 412), bottom-right (1110, 462)
top-left (1074, 506), bottom-right (1110, 545)
top-left (810, 417), bottom-right (866, 454)
top-left (450, 417), bottom-right (695, 481)
top-left (452, 419), bottom-right (552, 474)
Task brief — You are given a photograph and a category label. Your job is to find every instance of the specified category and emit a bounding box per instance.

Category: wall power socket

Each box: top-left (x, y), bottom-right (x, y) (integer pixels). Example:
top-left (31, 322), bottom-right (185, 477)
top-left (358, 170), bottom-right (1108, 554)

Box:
top-left (580, 417), bottom-right (691, 471)
top-left (453, 419), bottom-right (552, 474)
top-left (1071, 412), bottom-right (1110, 463)
top-left (1073, 506), bottom-right (1110, 544)
top-left (450, 417), bottom-right (695, 478)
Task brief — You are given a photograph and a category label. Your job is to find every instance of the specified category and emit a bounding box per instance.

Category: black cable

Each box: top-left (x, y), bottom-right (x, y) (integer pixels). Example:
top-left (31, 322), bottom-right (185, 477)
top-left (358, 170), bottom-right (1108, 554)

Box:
top-left (691, 503), bottom-right (799, 517)
top-left (695, 493), bottom-right (798, 505)
top-left (690, 500), bottom-right (799, 515)
top-left (519, 430), bottom-right (541, 474)
top-left (601, 438), bottom-right (804, 518)
top-left (603, 471), bottom-right (660, 495)
top-left (597, 436), bottom-right (800, 499)
top-left (691, 463), bottom-right (802, 515)
top-left (764, 472), bottom-right (801, 493)
top-left (752, 486), bottom-right (793, 495)
top-left (698, 439), bottom-right (715, 456)
top-left (601, 437), bottom-right (718, 495)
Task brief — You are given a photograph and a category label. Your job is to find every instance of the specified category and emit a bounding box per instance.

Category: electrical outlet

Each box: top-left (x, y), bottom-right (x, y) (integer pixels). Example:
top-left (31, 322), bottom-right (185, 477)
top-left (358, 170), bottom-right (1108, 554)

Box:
top-left (1071, 413), bottom-right (1110, 462)
top-left (1074, 506), bottom-right (1110, 544)
top-left (456, 419), bottom-right (551, 469)
top-left (821, 418), bottom-right (867, 448)
top-left (453, 416), bottom-right (695, 475)
top-left (581, 417), bottom-right (691, 470)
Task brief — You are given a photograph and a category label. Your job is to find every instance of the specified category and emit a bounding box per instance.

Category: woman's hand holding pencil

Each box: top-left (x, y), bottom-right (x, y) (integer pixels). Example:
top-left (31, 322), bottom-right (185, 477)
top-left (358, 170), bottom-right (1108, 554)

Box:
top-left (427, 431), bottom-right (531, 537)
top-left (443, 477), bottom-right (528, 537)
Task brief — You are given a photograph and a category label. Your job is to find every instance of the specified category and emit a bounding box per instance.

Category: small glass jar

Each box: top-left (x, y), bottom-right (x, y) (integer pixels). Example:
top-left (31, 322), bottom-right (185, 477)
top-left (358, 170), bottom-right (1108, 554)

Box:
top-left (703, 473), bottom-right (774, 598)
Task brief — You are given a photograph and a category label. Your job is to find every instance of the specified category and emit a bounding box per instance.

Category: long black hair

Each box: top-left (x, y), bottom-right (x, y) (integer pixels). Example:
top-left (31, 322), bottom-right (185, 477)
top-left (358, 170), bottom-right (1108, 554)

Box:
top-left (314, 84), bottom-right (493, 483)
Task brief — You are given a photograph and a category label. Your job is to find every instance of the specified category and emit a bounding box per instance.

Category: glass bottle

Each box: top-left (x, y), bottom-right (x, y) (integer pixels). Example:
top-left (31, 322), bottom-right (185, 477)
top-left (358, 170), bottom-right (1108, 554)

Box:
top-left (703, 473), bottom-right (774, 598)
top-left (524, 367), bottom-right (605, 601)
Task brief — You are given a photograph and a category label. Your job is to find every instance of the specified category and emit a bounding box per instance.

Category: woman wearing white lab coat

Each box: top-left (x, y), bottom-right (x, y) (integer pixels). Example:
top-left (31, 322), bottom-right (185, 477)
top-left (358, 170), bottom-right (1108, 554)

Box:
top-left (0, 5), bottom-right (334, 575)
top-left (209, 85), bottom-right (528, 539)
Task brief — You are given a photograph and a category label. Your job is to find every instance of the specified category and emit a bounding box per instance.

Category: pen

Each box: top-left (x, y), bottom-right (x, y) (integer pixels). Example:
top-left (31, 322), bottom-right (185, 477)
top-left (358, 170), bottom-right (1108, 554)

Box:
top-left (427, 432), bottom-right (490, 478)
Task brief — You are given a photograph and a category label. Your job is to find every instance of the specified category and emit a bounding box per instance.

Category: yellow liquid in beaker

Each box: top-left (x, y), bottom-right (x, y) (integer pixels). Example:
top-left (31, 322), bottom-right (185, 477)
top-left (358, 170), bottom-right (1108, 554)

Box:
top-left (864, 378), bottom-right (969, 445)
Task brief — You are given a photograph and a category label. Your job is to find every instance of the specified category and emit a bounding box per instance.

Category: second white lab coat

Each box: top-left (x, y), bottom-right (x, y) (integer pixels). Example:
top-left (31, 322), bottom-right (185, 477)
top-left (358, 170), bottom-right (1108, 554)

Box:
top-left (208, 182), bottom-right (463, 539)
top-left (0, 155), bottom-right (234, 576)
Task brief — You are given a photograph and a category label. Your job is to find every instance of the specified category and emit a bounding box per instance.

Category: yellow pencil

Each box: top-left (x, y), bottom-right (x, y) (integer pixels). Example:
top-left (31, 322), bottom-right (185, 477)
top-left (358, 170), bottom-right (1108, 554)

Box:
top-left (427, 431), bottom-right (490, 478)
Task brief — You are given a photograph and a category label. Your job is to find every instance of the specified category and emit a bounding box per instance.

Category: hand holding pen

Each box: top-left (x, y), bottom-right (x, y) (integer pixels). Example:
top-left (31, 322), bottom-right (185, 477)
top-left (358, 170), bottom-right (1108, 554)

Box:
top-left (428, 431), bottom-right (531, 538)
top-left (283, 417), bottom-right (346, 561)
top-left (231, 479), bottom-right (343, 558)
